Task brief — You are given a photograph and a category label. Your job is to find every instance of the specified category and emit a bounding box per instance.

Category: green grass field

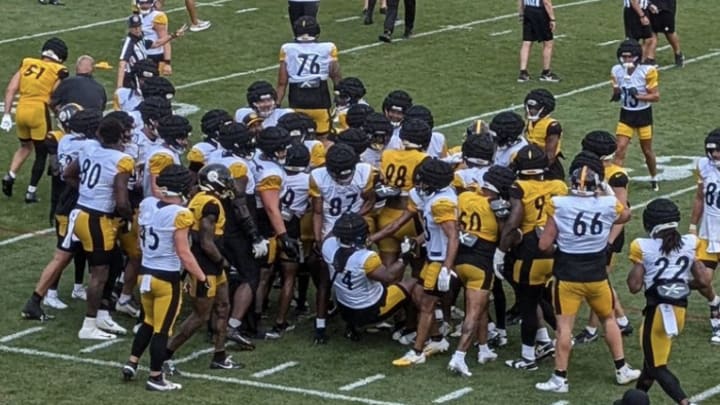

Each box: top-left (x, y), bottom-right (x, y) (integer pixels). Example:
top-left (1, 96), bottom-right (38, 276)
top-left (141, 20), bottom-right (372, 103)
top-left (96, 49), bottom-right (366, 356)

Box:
top-left (1, 0), bottom-right (719, 404)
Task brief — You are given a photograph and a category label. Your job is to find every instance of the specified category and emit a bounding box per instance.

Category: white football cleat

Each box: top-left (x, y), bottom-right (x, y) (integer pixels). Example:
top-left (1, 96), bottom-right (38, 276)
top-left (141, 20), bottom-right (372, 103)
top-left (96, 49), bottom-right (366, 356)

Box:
top-left (96, 316), bottom-right (127, 335)
top-left (71, 286), bottom-right (87, 301)
top-left (189, 20), bottom-right (211, 32)
top-left (423, 338), bottom-right (450, 356)
top-left (43, 295), bottom-right (68, 310)
top-left (146, 376), bottom-right (182, 391)
top-left (398, 331), bottom-right (417, 346)
top-left (535, 374), bottom-right (569, 393)
top-left (616, 364), bottom-right (641, 385)
top-left (79, 326), bottom-right (117, 340)
top-left (478, 349), bottom-right (498, 364)
top-left (448, 356), bottom-right (472, 377)
top-left (116, 299), bottom-right (141, 318)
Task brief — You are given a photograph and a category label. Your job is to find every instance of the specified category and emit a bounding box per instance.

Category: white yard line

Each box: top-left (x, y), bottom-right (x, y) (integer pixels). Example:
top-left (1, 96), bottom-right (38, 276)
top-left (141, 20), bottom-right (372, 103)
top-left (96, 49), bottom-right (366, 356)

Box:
top-left (597, 39), bottom-right (620, 46)
top-left (235, 7), bottom-right (258, 14)
top-left (175, 0), bottom-right (600, 90)
top-left (490, 30), bottom-right (512, 36)
top-left (431, 387), bottom-right (473, 403)
top-left (554, 34), bottom-right (568, 39)
top-left (79, 338), bottom-right (125, 353)
top-left (630, 186), bottom-right (696, 211)
top-left (338, 374), bottom-right (386, 391)
top-left (251, 361), bottom-right (299, 378)
top-left (549, 401), bottom-right (570, 405)
top-left (337, 16), bottom-right (361, 22)
top-left (690, 383), bottom-right (720, 403)
top-left (0, 327), bottom-right (44, 343)
top-left (173, 346), bottom-right (216, 364)
top-left (0, 345), bottom-right (405, 405)
top-left (435, 49), bottom-right (720, 130)
top-left (0, 228), bottom-right (54, 247)
top-left (0, 0), bottom-right (233, 46)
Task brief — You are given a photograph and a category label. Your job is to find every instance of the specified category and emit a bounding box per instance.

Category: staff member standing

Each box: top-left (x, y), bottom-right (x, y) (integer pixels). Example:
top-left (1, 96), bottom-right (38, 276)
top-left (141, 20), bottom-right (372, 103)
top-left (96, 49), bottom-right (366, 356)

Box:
top-left (648, 0), bottom-right (683, 67)
top-left (518, 0), bottom-right (559, 82)
top-left (378, 0), bottom-right (415, 43)
top-left (50, 55), bottom-right (107, 112)
top-left (623, 0), bottom-right (656, 64)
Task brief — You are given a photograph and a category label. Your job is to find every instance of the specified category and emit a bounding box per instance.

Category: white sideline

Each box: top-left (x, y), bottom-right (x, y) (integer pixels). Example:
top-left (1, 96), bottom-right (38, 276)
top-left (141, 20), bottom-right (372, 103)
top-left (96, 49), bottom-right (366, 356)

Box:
top-left (490, 30), bottom-right (512, 37)
top-left (434, 49), bottom-right (720, 130)
top-left (251, 361), bottom-right (299, 378)
top-left (0, 326), bottom-right (44, 343)
top-left (0, 228), bottom-right (53, 247)
top-left (0, 344), bottom-right (406, 405)
top-left (339, 374), bottom-right (386, 391)
top-left (431, 387), bottom-right (473, 403)
top-left (175, 0), bottom-right (601, 90)
top-left (79, 338), bottom-right (125, 353)
top-left (0, 0), bottom-right (234, 46)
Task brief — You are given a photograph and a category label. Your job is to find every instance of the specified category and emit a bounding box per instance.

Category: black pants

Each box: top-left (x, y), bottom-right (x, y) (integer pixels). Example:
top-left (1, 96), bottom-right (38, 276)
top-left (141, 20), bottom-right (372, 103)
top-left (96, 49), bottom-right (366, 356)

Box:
top-left (383, 0), bottom-right (415, 34)
top-left (288, 1), bottom-right (319, 26)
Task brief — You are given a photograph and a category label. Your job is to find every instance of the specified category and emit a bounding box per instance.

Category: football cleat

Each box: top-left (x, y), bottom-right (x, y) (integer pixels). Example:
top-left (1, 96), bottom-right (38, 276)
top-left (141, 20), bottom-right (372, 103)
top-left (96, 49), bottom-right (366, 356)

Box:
top-left (616, 364), bottom-right (641, 385)
top-left (619, 323), bottom-right (634, 336)
top-left (265, 322), bottom-right (296, 339)
top-left (21, 299), bottom-right (54, 321)
top-left (71, 286), bottom-right (87, 300)
top-left (450, 306), bottom-right (465, 321)
top-left (378, 31), bottom-right (392, 43)
top-left (402, 29), bottom-right (413, 39)
top-left (116, 299), bottom-right (141, 318)
top-left (227, 327), bottom-right (256, 350)
top-left (478, 349), bottom-right (498, 364)
top-left (96, 317), bottom-right (127, 335)
top-left (78, 326), bottom-right (116, 340)
top-left (189, 20), bottom-right (211, 32)
top-left (448, 356), bottom-right (472, 377)
top-left (162, 360), bottom-right (181, 376)
top-left (392, 350), bottom-right (426, 367)
top-left (574, 329), bottom-right (599, 344)
top-left (536, 374), bottom-right (569, 393)
top-left (675, 52), bottom-right (684, 68)
top-left (505, 357), bottom-right (538, 371)
top-left (423, 338), bottom-right (450, 356)
top-left (397, 330), bottom-right (417, 346)
top-left (488, 329), bottom-right (508, 348)
top-left (517, 71), bottom-right (531, 83)
top-left (146, 376), bottom-right (182, 391)
top-left (122, 362), bottom-right (138, 381)
top-left (24, 191), bottom-right (39, 204)
top-left (539, 71), bottom-right (561, 83)
top-left (2, 175), bottom-right (14, 197)
top-left (535, 341), bottom-right (555, 361)
top-left (314, 327), bottom-right (328, 344)
top-left (42, 295), bottom-right (68, 310)
top-left (210, 355), bottom-right (244, 370)
top-left (711, 326), bottom-right (720, 345)
top-left (650, 180), bottom-right (659, 192)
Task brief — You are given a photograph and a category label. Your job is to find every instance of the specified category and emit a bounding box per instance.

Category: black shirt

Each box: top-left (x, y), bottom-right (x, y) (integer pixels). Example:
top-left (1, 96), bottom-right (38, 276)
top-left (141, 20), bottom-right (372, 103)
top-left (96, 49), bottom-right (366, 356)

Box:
top-left (50, 73), bottom-right (107, 112)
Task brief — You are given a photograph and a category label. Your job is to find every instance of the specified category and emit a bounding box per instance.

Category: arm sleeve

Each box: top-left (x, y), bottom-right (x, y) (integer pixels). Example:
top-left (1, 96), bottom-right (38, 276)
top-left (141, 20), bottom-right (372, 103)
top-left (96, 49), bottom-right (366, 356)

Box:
top-left (608, 171), bottom-right (629, 188)
top-left (546, 120), bottom-right (562, 137)
top-left (200, 200), bottom-right (221, 218)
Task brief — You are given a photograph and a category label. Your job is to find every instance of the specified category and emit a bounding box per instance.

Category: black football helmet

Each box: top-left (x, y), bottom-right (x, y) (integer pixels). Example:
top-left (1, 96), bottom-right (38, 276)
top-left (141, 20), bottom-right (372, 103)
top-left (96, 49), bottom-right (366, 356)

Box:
top-left (41, 37), bottom-right (68, 62)
top-left (405, 105), bottom-right (434, 129)
top-left (705, 129), bottom-right (720, 168)
top-left (482, 165), bottom-right (516, 199)
top-left (363, 112), bottom-right (393, 151)
top-left (581, 130), bottom-right (617, 160)
top-left (326, 143), bottom-right (359, 185)
top-left (513, 144), bottom-right (547, 176)
top-left (157, 115), bottom-right (192, 154)
top-left (617, 39), bottom-right (643, 67)
top-left (333, 212), bottom-right (369, 247)
top-left (335, 77), bottom-right (366, 107)
top-left (643, 198), bottom-right (680, 236)
top-left (277, 112), bottom-right (317, 144)
top-left (285, 143), bottom-right (311, 173)
top-left (465, 119), bottom-right (493, 139)
top-left (256, 127), bottom-right (291, 164)
top-left (490, 111), bottom-right (525, 148)
top-left (198, 163), bottom-right (234, 199)
top-left (247, 81), bottom-right (277, 118)
top-left (382, 90), bottom-right (412, 127)
top-left (157, 164), bottom-right (193, 198)
top-left (524, 89), bottom-right (555, 122)
top-left (336, 128), bottom-right (370, 155)
top-left (345, 104), bottom-right (374, 129)
top-left (400, 118), bottom-right (431, 150)
top-left (293, 16), bottom-right (321, 40)
top-left (200, 109), bottom-right (232, 145)
top-left (57, 103), bottom-right (83, 132)
top-left (414, 158), bottom-right (453, 196)
top-left (462, 133), bottom-right (495, 166)
top-left (68, 109), bottom-right (102, 138)
top-left (218, 122), bottom-right (254, 159)
top-left (141, 76), bottom-right (175, 100)
top-left (138, 96), bottom-right (172, 128)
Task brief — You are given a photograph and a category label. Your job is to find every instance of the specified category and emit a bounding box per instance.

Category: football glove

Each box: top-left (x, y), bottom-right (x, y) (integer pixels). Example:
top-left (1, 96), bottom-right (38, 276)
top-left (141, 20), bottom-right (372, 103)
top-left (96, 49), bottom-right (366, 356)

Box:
top-left (1, 114), bottom-right (12, 132)
top-left (196, 277), bottom-right (212, 296)
top-left (400, 236), bottom-right (417, 261)
top-left (279, 233), bottom-right (300, 260)
top-left (492, 249), bottom-right (506, 281)
top-left (437, 266), bottom-right (456, 292)
top-left (441, 152), bottom-right (463, 165)
top-left (609, 92), bottom-right (621, 102)
top-left (252, 237), bottom-right (270, 259)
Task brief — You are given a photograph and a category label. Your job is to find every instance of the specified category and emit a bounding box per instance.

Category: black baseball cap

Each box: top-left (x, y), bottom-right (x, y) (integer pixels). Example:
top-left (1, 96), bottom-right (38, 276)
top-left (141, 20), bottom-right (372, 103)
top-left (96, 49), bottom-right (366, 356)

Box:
top-left (613, 389), bottom-right (650, 405)
top-left (128, 14), bottom-right (142, 28)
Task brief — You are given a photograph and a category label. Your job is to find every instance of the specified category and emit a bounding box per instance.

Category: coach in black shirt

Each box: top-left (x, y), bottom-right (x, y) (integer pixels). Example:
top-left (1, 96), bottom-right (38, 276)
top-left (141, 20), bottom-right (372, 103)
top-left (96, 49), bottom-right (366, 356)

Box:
top-left (50, 55), bottom-right (107, 112)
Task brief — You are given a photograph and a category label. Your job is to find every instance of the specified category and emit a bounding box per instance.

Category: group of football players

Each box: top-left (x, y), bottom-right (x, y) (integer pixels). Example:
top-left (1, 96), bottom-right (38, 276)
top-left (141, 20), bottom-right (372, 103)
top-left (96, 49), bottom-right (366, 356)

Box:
top-left (1, 9), bottom-right (717, 403)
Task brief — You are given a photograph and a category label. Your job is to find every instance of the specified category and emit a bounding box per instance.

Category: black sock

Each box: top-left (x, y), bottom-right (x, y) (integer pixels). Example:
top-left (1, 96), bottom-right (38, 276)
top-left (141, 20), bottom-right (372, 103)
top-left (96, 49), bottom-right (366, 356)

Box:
top-left (213, 350), bottom-right (226, 362)
top-left (431, 334), bottom-right (443, 342)
top-left (32, 291), bottom-right (43, 303)
top-left (614, 358), bottom-right (626, 370)
top-left (554, 369), bottom-right (568, 378)
top-left (165, 348), bottom-right (175, 359)
top-left (542, 69), bottom-right (551, 75)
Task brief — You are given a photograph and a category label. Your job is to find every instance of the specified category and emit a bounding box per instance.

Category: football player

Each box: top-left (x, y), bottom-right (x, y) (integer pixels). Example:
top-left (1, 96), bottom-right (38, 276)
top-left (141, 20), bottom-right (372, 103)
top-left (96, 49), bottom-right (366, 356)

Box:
top-left (452, 133), bottom-right (496, 193)
top-left (136, 0), bottom-right (174, 74)
top-left (629, 199), bottom-right (709, 405)
top-left (133, 96), bottom-right (172, 172)
top-left (361, 112), bottom-right (393, 168)
top-left (20, 109), bottom-right (99, 320)
top-left (121, 164), bottom-right (205, 391)
top-left (444, 119), bottom-right (493, 167)
top-left (371, 159), bottom-right (458, 366)
top-left (490, 111), bottom-right (528, 168)
top-left (142, 115), bottom-right (191, 198)
top-left (447, 166), bottom-right (516, 377)
top-left (611, 39), bottom-right (660, 191)
top-left (209, 123), bottom-right (265, 350)
top-left (382, 90), bottom-right (412, 130)
top-left (2, 37), bottom-right (69, 202)
top-left (187, 109), bottom-right (233, 173)
top-left (689, 129), bottom-right (720, 344)
top-left (344, 103), bottom-right (375, 131)
top-left (309, 143), bottom-right (375, 341)
top-left (235, 81), bottom-right (292, 128)
top-left (332, 77), bottom-right (368, 131)
top-left (64, 116), bottom-right (134, 340)
top-left (387, 105), bottom-right (447, 159)
top-left (165, 164), bottom-right (241, 372)
top-left (277, 112), bottom-right (327, 168)
top-left (501, 145), bottom-right (567, 371)
top-left (323, 212), bottom-right (419, 340)
top-left (276, 16), bottom-right (341, 135)
top-left (524, 89), bottom-right (564, 180)
top-left (376, 119), bottom-right (431, 268)
top-left (114, 59), bottom-right (159, 113)
top-left (575, 131), bottom-right (633, 344)
top-left (535, 153), bottom-right (639, 393)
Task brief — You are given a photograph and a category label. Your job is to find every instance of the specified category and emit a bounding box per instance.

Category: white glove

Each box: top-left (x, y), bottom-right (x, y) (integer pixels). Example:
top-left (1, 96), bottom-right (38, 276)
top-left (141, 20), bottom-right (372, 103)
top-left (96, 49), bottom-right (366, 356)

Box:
top-left (493, 248), bottom-right (506, 281)
top-left (441, 152), bottom-right (463, 165)
top-left (437, 266), bottom-right (455, 292)
top-left (0, 113), bottom-right (12, 132)
top-left (400, 237), bottom-right (414, 256)
top-left (252, 238), bottom-right (269, 259)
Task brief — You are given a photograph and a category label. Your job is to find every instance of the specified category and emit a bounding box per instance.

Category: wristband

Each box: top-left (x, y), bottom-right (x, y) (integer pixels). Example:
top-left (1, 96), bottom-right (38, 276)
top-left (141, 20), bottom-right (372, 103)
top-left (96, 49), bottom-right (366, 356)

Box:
top-left (689, 224), bottom-right (698, 232)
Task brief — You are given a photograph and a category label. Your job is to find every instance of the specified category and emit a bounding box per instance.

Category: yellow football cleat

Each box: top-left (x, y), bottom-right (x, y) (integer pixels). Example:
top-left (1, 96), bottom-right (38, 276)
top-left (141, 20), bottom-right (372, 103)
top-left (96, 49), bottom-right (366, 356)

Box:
top-left (392, 350), bottom-right (426, 367)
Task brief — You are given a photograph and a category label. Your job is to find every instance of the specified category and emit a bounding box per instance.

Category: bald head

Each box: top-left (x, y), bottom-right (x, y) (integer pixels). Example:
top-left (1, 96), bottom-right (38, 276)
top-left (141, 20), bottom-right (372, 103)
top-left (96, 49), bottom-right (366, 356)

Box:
top-left (76, 55), bottom-right (95, 74)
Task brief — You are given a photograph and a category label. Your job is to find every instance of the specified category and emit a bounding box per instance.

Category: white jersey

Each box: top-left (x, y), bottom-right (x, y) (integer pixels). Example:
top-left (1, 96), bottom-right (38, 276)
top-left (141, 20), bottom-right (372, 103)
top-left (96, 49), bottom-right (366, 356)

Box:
top-left (386, 130), bottom-right (447, 159)
top-left (188, 141), bottom-right (220, 167)
top-left (139, 10), bottom-right (167, 57)
top-left (234, 106), bottom-right (293, 129)
top-left (549, 195), bottom-right (623, 254)
top-left (494, 137), bottom-right (529, 167)
top-left (309, 163), bottom-right (374, 238)
top-left (115, 88), bottom-right (142, 114)
top-left (611, 63), bottom-right (658, 112)
top-left (208, 151), bottom-right (255, 196)
top-left (139, 196), bottom-right (194, 272)
top-left (696, 157), bottom-right (720, 241)
top-left (76, 146), bottom-right (135, 214)
top-left (361, 148), bottom-right (382, 169)
top-left (280, 41), bottom-right (338, 84)
top-left (453, 165), bottom-right (490, 191)
top-left (322, 237), bottom-right (384, 310)
top-left (132, 129), bottom-right (161, 171)
top-left (57, 133), bottom-right (98, 175)
top-left (630, 235), bottom-right (696, 290)
top-left (143, 145), bottom-right (180, 198)
top-left (282, 172), bottom-right (310, 218)
top-left (410, 187), bottom-right (458, 262)
top-left (251, 155), bottom-right (287, 208)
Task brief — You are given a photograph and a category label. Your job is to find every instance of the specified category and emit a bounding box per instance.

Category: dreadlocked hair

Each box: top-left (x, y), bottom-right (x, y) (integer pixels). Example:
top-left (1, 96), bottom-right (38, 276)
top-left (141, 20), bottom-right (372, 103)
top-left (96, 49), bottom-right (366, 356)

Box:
top-left (656, 228), bottom-right (684, 256)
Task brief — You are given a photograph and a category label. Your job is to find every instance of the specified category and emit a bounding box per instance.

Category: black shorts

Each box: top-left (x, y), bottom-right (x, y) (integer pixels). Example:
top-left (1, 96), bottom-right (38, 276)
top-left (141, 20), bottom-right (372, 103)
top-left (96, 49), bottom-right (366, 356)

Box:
top-left (620, 107), bottom-right (653, 128)
top-left (288, 80), bottom-right (331, 110)
top-left (224, 235), bottom-right (260, 290)
top-left (190, 237), bottom-right (224, 276)
top-left (522, 6), bottom-right (553, 42)
top-left (650, 10), bottom-right (676, 34)
top-left (624, 7), bottom-right (653, 40)
top-left (553, 250), bottom-right (607, 282)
